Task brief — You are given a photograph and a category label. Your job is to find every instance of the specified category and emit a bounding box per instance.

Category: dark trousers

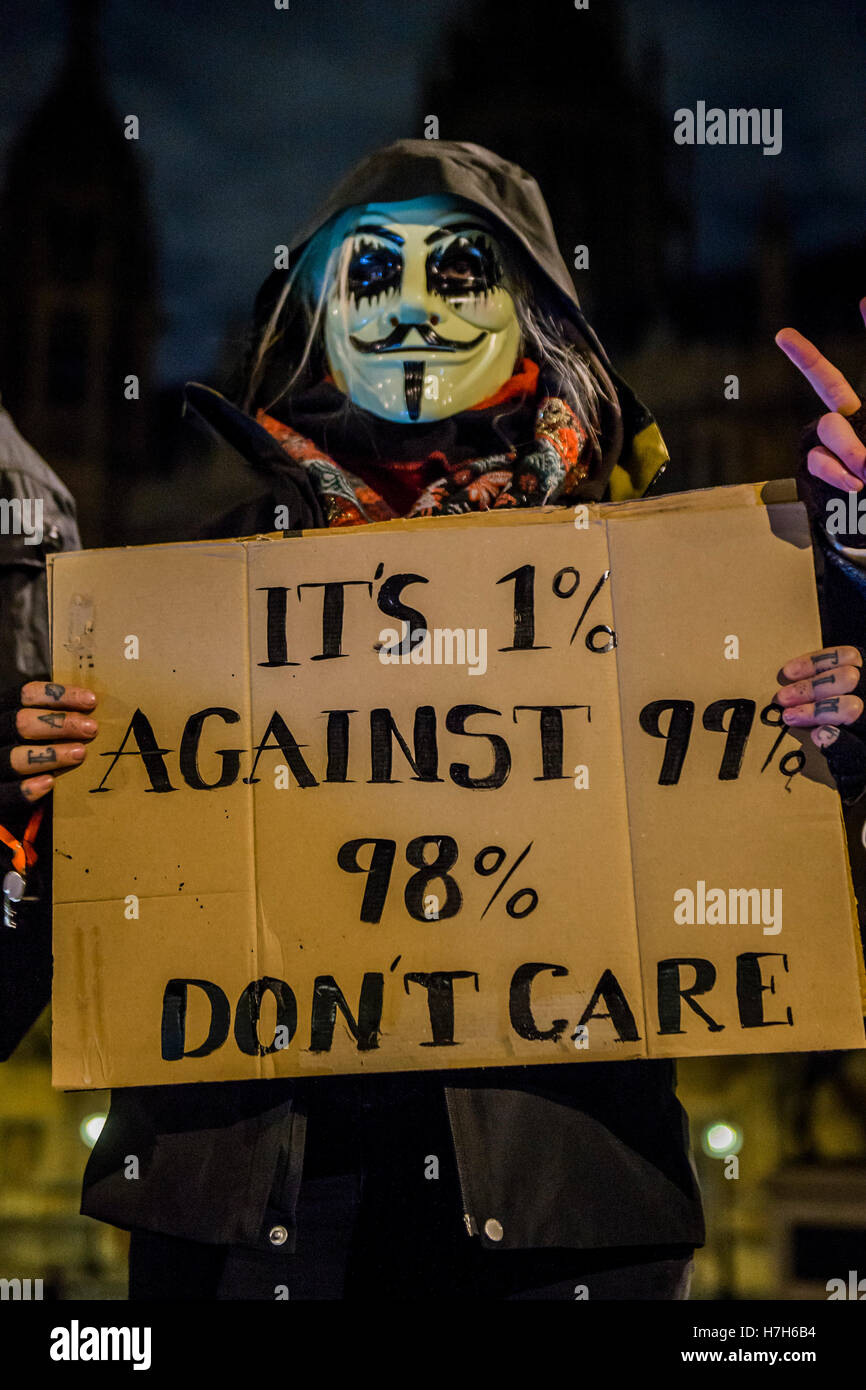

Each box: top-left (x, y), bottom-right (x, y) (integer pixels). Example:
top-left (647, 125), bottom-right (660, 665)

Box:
top-left (129, 1174), bottom-right (694, 1301)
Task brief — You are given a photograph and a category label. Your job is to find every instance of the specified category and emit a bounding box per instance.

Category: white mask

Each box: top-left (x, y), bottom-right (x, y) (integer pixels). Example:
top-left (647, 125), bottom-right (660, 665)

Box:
top-left (323, 197), bottom-right (521, 424)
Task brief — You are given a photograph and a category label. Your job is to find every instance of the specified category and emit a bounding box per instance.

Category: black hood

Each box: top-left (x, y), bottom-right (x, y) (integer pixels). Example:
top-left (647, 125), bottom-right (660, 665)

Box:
top-left (261, 139), bottom-right (582, 325)
top-left (191, 140), bottom-right (668, 503)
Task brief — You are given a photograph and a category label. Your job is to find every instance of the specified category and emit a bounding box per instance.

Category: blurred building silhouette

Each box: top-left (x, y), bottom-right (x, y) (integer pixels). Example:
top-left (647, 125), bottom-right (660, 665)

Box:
top-left (422, 0), bottom-right (865, 496)
top-left (622, 211), bottom-right (865, 495)
top-left (422, 0), bottom-right (692, 354)
top-left (0, 0), bottom-right (158, 546)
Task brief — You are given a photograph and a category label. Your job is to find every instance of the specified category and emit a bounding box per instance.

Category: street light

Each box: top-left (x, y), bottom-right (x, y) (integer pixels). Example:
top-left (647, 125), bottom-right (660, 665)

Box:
top-left (79, 1113), bottom-right (106, 1148)
top-left (701, 1120), bottom-right (743, 1158)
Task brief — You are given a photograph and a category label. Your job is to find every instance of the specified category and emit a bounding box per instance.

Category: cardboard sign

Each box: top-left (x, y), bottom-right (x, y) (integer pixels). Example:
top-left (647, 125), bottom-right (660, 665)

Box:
top-left (48, 483), bottom-right (866, 1089)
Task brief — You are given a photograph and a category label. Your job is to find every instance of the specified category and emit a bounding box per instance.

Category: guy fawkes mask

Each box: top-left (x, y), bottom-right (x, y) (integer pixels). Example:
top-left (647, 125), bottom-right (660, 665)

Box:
top-left (323, 196), bottom-right (521, 423)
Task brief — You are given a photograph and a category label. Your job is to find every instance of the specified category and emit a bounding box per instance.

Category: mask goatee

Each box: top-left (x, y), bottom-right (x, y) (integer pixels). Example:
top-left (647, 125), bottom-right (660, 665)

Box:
top-left (403, 362), bottom-right (425, 422)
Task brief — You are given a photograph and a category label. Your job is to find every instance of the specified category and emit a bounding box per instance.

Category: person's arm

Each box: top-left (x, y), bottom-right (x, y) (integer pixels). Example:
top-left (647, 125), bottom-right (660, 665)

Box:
top-left (0, 427), bottom-right (94, 1054)
top-left (0, 678), bottom-right (100, 1059)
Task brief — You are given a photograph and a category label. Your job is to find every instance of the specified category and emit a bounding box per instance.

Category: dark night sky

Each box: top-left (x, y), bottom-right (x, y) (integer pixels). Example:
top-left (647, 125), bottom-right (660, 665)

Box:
top-left (1, 0), bottom-right (863, 384)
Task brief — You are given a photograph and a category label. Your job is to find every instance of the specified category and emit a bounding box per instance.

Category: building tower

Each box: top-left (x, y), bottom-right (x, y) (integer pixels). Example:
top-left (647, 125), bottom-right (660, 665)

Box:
top-left (421, 0), bottom-right (692, 353)
top-left (0, 0), bottom-right (158, 545)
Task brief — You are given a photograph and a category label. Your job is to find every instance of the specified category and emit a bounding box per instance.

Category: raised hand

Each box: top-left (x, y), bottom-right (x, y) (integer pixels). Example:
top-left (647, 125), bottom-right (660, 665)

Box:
top-left (775, 298), bottom-right (866, 494)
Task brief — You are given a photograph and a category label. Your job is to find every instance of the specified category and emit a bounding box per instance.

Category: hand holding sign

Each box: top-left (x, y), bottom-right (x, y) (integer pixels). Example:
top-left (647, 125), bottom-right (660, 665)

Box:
top-left (1, 682), bottom-right (98, 806)
top-left (774, 646), bottom-right (865, 751)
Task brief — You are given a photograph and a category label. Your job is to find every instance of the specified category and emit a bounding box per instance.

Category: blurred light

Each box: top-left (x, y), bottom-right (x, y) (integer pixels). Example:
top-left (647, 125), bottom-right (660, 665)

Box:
top-left (80, 1113), bottom-right (106, 1148)
top-left (701, 1121), bottom-right (742, 1158)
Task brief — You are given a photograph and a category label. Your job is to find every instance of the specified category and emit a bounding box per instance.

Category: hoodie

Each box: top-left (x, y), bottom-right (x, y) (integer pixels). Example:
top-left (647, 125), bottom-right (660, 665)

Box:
top-left (186, 139), bottom-right (669, 509)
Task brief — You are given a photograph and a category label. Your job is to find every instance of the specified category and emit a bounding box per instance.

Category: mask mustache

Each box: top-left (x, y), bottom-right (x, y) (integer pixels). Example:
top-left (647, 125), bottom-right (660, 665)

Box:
top-left (349, 321), bottom-right (486, 354)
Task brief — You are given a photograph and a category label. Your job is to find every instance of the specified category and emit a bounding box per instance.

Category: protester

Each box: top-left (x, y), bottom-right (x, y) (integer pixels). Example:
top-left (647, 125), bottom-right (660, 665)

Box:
top-left (2, 143), bottom-right (864, 1300)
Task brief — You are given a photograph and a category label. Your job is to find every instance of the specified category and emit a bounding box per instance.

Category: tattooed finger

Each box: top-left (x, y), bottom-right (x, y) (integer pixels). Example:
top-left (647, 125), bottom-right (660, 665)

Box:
top-left (20, 682), bottom-right (98, 712)
top-left (780, 646), bottom-right (863, 681)
top-left (774, 665), bottom-right (862, 707)
top-left (782, 694), bottom-right (864, 726)
top-left (20, 775), bottom-right (55, 801)
top-left (15, 708), bottom-right (98, 741)
top-left (812, 725), bottom-right (841, 748)
top-left (10, 742), bottom-right (88, 776)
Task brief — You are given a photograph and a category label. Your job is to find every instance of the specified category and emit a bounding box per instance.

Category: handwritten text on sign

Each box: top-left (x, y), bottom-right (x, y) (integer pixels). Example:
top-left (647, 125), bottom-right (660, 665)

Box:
top-left (48, 493), bottom-right (865, 1088)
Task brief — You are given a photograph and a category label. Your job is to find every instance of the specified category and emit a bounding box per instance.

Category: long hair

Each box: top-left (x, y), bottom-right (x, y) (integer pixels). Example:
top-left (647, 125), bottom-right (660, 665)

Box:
top-left (237, 211), bottom-right (610, 449)
top-left (510, 284), bottom-right (608, 454)
top-left (238, 209), bottom-right (358, 415)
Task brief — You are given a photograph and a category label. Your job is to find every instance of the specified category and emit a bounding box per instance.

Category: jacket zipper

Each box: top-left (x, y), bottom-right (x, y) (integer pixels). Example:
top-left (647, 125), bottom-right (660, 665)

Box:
top-left (642, 458), bottom-right (668, 497)
top-left (443, 1087), bottom-right (477, 1236)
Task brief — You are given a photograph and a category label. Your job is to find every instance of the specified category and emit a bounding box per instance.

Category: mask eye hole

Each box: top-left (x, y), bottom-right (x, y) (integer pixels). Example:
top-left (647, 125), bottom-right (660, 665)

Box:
top-left (427, 234), bottom-right (501, 299)
top-left (346, 239), bottom-right (402, 305)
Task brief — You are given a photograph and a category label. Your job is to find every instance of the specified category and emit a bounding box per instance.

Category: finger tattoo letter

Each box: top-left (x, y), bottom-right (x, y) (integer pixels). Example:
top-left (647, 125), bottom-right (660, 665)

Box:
top-left (814, 697), bottom-right (841, 715)
top-left (813, 651), bottom-right (841, 672)
top-left (814, 725), bottom-right (841, 747)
